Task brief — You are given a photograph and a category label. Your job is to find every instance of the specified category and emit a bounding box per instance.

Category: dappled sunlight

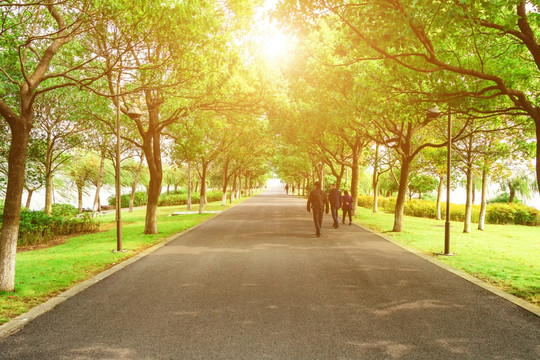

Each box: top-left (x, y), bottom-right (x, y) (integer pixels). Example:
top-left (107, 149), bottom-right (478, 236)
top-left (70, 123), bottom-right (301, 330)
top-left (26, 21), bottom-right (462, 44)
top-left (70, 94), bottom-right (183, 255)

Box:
top-left (64, 345), bottom-right (138, 360)
top-left (370, 299), bottom-right (465, 317)
top-left (435, 338), bottom-right (482, 356)
top-left (345, 340), bottom-right (414, 360)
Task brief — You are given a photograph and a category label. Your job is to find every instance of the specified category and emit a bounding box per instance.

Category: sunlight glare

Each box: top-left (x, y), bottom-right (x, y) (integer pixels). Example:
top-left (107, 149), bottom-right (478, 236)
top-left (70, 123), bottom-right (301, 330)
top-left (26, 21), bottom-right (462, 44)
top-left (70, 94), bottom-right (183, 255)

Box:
top-left (252, 0), bottom-right (296, 62)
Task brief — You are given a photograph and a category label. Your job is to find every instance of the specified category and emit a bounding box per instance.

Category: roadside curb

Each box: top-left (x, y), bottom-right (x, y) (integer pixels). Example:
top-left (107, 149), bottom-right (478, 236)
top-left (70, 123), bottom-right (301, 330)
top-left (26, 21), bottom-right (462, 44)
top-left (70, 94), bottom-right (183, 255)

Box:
top-left (355, 222), bottom-right (540, 318)
top-left (0, 202), bottom-right (242, 340)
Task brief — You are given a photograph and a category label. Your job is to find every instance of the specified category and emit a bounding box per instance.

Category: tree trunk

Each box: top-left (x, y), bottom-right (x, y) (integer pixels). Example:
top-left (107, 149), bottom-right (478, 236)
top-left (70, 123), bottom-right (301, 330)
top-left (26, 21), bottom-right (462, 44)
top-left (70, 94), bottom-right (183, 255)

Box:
top-left (436, 173), bottom-right (444, 220)
top-left (238, 172), bottom-right (243, 199)
top-left (141, 117), bottom-right (163, 235)
top-left (44, 164), bottom-right (53, 215)
top-left (0, 121), bottom-right (31, 291)
top-left (145, 172), bottom-right (161, 234)
top-left (230, 172), bottom-right (237, 203)
top-left (25, 189), bottom-right (34, 208)
top-left (199, 162), bottom-right (208, 214)
top-left (536, 120), bottom-right (540, 194)
top-left (392, 156), bottom-right (412, 232)
top-left (77, 186), bottom-right (84, 213)
top-left (187, 161), bottom-right (192, 210)
top-left (350, 152), bottom-right (359, 216)
top-left (222, 160), bottom-right (229, 206)
top-left (508, 181), bottom-right (516, 203)
top-left (129, 155), bottom-right (144, 213)
top-left (478, 168), bottom-right (487, 231)
top-left (93, 148), bottom-right (106, 212)
top-left (372, 143), bottom-right (379, 213)
top-left (463, 163), bottom-right (473, 233)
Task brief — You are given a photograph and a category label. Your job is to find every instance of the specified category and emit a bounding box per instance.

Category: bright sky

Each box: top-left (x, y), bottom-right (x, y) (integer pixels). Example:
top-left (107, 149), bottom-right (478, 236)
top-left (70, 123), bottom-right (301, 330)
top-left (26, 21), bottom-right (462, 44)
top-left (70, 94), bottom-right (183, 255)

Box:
top-left (252, 0), bottom-right (296, 61)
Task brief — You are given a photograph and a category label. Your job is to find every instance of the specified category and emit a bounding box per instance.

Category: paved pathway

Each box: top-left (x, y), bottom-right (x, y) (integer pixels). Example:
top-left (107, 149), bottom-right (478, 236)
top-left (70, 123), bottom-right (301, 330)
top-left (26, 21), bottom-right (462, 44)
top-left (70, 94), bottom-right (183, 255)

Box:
top-left (0, 187), bottom-right (539, 359)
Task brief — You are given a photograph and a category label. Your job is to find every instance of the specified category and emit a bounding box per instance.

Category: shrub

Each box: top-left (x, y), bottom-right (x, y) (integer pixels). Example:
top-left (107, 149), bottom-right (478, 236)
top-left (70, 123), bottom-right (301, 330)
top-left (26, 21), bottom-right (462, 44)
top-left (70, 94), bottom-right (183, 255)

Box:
top-left (486, 203), bottom-right (540, 226)
top-left (51, 203), bottom-right (79, 217)
top-left (357, 195), bottom-right (540, 226)
top-left (487, 192), bottom-right (522, 204)
top-left (158, 190), bottom-right (223, 207)
top-left (108, 191), bottom-right (148, 208)
top-left (404, 199), bottom-right (437, 219)
top-left (14, 209), bottom-right (100, 247)
top-left (357, 195), bottom-right (396, 213)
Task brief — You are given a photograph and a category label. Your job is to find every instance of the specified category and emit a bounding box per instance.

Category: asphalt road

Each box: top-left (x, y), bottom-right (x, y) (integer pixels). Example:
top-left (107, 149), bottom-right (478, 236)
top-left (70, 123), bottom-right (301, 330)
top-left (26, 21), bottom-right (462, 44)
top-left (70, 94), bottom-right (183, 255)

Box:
top-left (0, 187), bottom-right (539, 359)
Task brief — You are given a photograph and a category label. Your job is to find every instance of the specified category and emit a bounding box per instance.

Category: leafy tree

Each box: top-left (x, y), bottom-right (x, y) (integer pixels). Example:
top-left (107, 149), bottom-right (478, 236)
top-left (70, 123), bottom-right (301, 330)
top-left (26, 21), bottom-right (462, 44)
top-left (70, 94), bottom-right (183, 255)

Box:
top-left (32, 89), bottom-right (93, 214)
top-left (408, 173), bottom-right (438, 200)
top-left (0, 1), bottom-right (107, 291)
top-left (63, 153), bottom-right (99, 212)
top-left (276, 0), bottom-right (540, 190)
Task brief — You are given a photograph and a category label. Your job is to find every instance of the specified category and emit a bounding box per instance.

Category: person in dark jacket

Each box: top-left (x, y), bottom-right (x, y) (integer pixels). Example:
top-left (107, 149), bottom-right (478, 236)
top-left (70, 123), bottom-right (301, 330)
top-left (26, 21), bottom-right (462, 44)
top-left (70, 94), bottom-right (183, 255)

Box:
top-left (307, 181), bottom-right (329, 237)
top-left (341, 190), bottom-right (353, 225)
top-left (328, 183), bottom-right (342, 228)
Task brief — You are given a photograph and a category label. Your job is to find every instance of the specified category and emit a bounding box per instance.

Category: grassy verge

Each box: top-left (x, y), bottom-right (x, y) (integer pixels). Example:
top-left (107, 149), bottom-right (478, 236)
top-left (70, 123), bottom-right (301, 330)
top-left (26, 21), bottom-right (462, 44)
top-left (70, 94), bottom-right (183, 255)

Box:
top-left (354, 207), bottom-right (540, 307)
top-left (0, 200), bottom-right (244, 324)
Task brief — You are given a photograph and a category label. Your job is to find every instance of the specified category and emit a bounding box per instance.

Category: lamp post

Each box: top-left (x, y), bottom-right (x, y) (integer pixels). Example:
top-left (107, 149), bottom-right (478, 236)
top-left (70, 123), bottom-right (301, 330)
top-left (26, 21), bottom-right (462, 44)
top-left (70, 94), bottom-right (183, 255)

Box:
top-left (114, 75), bottom-right (123, 253)
top-left (427, 106), bottom-right (454, 256)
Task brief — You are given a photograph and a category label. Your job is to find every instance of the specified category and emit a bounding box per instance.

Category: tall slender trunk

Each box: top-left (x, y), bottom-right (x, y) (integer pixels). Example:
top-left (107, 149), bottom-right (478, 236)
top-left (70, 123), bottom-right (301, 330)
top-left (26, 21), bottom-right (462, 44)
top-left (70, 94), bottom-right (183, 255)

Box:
top-left (463, 164), bottom-right (473, 233)
top-left (93, 147), bottom-right (106, 212)
top-left (129, 154), bottom-right (144, 213)
top-left (238, 171), bottom-right (242, 199)
top-left (478, 167), bottom-right (487, 231)
top-left (436, 173), bottom-right (444, 220)
top-left (199, 162), bottom-right (208, 214)
top-left (350, 149), bottom-right (359, 216)
top-left (222, 160), bottom-right (230, 206)
top-left (230, 172), bottom-right (237, 203)
top-left (187, 161), bottom-right (192, 210)
top-left (393, 156), bottom-right (412, 232)
top-left (77, 185), bottom-right (84, 212)
top-left (372, 143), bottom-right (379, 213)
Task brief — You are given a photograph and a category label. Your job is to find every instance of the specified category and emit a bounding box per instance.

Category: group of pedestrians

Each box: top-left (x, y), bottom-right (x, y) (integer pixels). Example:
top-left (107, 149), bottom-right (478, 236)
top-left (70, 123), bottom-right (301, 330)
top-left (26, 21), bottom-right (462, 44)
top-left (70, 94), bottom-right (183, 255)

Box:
top-left (306, 181), bottom-right (353, 237)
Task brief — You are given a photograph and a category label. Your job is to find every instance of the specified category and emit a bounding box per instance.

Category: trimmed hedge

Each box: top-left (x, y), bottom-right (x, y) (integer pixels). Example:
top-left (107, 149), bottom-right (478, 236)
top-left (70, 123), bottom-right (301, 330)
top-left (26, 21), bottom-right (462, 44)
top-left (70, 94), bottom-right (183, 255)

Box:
top-left (358, 195), bottom-right (540, 226)
top-left (107, 191), bottom-right (148, 208)
top-left (158, 190), bottom-right (223, 207)
top-left (0, 205), bottom-right (100, 247)
top-left (107, 190), bottom-right (226, 208)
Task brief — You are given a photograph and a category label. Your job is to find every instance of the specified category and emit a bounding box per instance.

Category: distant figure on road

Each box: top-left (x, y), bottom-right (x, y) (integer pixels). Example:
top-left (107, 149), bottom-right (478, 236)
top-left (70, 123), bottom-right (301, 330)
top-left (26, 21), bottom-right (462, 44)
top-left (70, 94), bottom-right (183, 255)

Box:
top-left (307, 181), bottom-right (329, 237)
top-left (342, 190), bottom-right (353, 225)
top-left (285, 184), bottom-right (289, 194)
top-left (329, 183), bottom-right (342, 228)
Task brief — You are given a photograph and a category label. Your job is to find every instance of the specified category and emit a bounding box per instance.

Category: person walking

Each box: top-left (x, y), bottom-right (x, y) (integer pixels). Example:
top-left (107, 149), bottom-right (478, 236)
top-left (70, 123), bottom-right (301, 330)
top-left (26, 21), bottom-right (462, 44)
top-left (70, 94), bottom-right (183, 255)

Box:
top-left (329, 183), bottom-right (342, 228)
top-left (307, 181), bottom-right (329, 237)
top-left (342, 190), bottom-right (353, 225)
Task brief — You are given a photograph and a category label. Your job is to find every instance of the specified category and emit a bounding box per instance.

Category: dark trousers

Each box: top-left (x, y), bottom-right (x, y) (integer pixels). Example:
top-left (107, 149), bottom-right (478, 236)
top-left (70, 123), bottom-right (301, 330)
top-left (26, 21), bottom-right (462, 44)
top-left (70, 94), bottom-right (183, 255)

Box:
top-left (331, 206), bottom-right (339, 227)
top-left (312, 208), bottom-right (324, 235)
top-left (342, 208), bottom-right (352, 223)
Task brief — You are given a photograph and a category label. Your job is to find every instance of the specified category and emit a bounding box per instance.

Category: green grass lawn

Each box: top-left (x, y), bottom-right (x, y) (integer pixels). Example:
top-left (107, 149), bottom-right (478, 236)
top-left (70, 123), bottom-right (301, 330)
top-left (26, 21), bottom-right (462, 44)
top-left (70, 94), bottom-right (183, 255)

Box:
top-left (0, 200), bottom-right (241, 324)
top-left (354, 207), bottom-right (540, 306)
